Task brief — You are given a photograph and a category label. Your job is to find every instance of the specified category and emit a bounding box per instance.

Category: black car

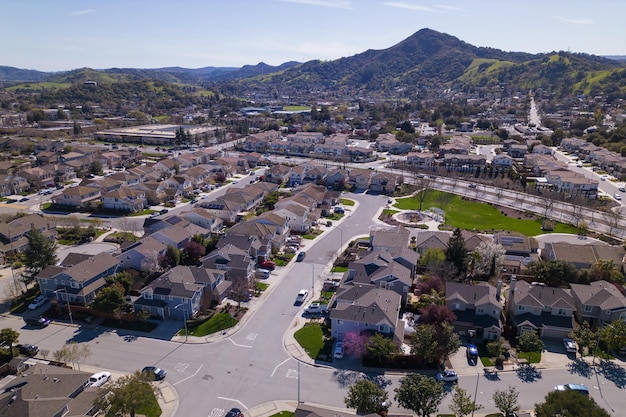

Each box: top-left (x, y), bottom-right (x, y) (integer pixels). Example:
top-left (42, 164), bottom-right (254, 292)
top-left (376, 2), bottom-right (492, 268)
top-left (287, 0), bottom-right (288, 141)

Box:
top-left (159, 209), bottom-right (169, 215)
top-left (226, 408), bottom-right (244, 417)
top-left (24, 316), bottom-right (51, 328)
top-left (296, 251), bottom-right (306, 262)
top-left (142, 366), bottom-right (167, 381)
top-left (16, 344), bottom-right (39, 356)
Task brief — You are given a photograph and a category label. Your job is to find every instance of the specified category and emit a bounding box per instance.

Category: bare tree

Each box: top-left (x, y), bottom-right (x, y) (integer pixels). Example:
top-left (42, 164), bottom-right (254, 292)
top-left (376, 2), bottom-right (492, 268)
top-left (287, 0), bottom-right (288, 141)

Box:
top-left (141, 252), bottom-right (162, 276)
top-left (536, 195), bottom-right (554, 219)
top-left (414, 176), bottom-right (434, 211)
top-left (602, 209), bottom-right (623, 238)
top-left (571, 204), bottom-right (585, 232)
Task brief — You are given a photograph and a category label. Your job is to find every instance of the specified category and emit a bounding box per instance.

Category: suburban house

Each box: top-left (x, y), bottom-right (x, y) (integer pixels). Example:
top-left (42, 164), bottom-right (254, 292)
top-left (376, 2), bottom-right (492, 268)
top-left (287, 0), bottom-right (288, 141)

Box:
top-left (541, 241), bottom-right (625, 271)
top-left (506, 278), bottom-right (576, 339)
top-left (446, 281), bottom-right (503, 342)
top-left (182, 208), bottom-right (225, 234)
top-left (134, 265), bottom-right (229, 319)
top-left (117, 236), bottom-right (168, 271)
top-left (52, 186), bottom-right (101, 208)
top-left (569, 280), bottom-right (626, 327)
top-left (200, 243), bottom-right (256, 281)
top-left (0, 214), bottom-right (57, 262)
top-left (370, 226), bottom-right (410, 254)
top-left (101, 188), bottom-right (147, 212)
top-left (37, 252), bottom-right (120, 305)
top-left (329, 286), bottom-right (404, 345)
top-left (340, 249), bottom-right (414, 305)
top-left (0, 363), bottom-right (98, 417)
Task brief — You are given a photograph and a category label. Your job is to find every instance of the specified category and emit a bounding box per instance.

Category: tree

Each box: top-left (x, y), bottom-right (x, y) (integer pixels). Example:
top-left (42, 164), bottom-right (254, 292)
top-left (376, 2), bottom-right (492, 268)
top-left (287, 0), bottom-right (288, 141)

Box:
top-left (419, 304), bottom-right (456, 326)
top-left (90, 160), bottom-right (103, 175)
top-left (449, 385), bottom-right (483, 417)
top-left (342, 331), bottom-right (370, 358)
top-left (21, 226), bottom-right (58, 285)
top-left (158, 245), bottom-right (180, 269)
top-left (180, 240), bottom-right (206, 265)
top-left (414, 176), bottom-right (434, 210)
top-left (445, 228), bottom-right (467, 276)
top-left (517, 331), bottom-right (545, 356)
top-left (472, 241), bottom-right (506, 278)
top-left (91, 284), bottom-right (127, 315)
top-left (367, 333), bottom-right (398, 363)
top-left (0, 328), bottom-right (19, 358)
top-left (95, 371), bottom-right (159, 417)
top-left (599, 320), bottom-right (626, 353)
top-left (344, 378), bottom-right (390, 414)
top-left (525, 260), bottom-right (578, 287)
top-left (492, 385), bottom-right (520, 417)
top-left (136, 308), bottom-right (152, 330)
top-left (53, 342), bottom-right (91, 370)
top-left (394, 374), bottom-right (445, 417)
top-left (535, 390), bottom-right (610, 417)
top-left (410, 324), bottom-right (438, 364)
top-left (569, 321), bottom-right (597, 356)
top-left (420, 248), bottom-right (446, 273)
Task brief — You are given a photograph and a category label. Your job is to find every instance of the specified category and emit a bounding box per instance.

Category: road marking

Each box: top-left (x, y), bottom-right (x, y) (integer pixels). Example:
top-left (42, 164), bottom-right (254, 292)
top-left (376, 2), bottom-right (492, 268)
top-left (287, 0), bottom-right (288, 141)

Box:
top-left (245, 333), bottom-right (258, 341)
top-left (208, 408), bottom-right (224, 417)
top-left (286, 369), bottom-right (298, 379)
top-left (228, 337), bottom-right (253, 348)
top-left (173, 363), bottom-right (203, 386)
top-left (217, 397), bottom-right (248, 409)
top-left (175, 363), bottom-right (189, 373)
top-left (271, 358), bottom-right (291, 377)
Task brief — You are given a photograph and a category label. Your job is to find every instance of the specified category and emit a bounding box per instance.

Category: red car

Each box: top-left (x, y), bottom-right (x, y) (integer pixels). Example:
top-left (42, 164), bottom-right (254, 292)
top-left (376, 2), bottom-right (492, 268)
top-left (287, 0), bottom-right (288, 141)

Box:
top-left (260, 260), bottom-right (276, 270)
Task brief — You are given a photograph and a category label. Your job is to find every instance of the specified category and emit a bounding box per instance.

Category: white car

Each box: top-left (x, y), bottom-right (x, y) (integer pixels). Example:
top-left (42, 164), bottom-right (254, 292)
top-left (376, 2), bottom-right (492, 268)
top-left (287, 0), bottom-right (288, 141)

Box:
top-left (295, 289), bottom-right (309, 304)
top-left (86, 371), bottom-right (111, 387)
top-left (436, 369), bottom-right (458, 383)
top-left (334, 342), bottom-right (344, 359)
top-left (563, 338), bottom-right (577, 353)
top-left (28, 294), bottom-right (47, 310)
top-left (614, 193), bottom-right (621, 201)
top-left (304, 302), bottom-right (327, 315)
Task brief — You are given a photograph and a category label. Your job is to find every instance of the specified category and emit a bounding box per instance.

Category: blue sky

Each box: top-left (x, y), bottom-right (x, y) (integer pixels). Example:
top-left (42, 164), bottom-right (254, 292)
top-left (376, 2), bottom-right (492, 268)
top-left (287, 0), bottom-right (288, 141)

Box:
top-left (2, 0), bottom-right (625, 72)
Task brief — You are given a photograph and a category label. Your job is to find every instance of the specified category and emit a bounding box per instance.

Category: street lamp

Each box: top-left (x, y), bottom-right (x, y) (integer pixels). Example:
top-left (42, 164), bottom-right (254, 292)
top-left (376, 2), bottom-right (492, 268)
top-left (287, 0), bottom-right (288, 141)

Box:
top-left (174, 303), bottom-right (188, 342)
top-left (54, 288), bottom-right (73, 325)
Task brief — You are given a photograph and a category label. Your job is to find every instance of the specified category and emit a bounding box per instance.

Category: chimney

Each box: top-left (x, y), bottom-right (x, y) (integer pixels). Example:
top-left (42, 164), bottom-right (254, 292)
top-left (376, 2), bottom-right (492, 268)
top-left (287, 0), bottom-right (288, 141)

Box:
top-left (496, 279), bottom-right (502, 302)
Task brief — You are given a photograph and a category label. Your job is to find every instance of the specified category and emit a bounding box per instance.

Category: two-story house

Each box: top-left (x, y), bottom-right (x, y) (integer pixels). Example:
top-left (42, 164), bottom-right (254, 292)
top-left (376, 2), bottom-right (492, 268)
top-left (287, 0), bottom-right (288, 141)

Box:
top-left (569, 280), bottom-right (626, 327)
top-left (506, 278), bottom-right (576, 339)
top-left (446, 282), bottom-right (502, 341)
top-left (37, 252), bottom-right (120, 305)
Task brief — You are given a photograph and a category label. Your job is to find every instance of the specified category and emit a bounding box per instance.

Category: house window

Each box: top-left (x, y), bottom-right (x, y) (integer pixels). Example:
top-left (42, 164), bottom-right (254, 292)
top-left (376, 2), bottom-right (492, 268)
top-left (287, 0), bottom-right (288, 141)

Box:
top-left (558, 309), bottom-right (566, 315)
top-left (53, 279), bottom-right (58, 284)
top-left (70, 282), bottom-right (80, 289)
top-left (477, 308), bottom-right (484, 314)
top-left (518, 305), bottom-right (524, 311)
top-left (453, 303), bottom-right (461, 310)
top-left (337, 320), bottom-right (343, 325)
top-left (144, 293), bottom-right (153, 300)
top-left (584, 305), bottom-right (593, 312)
top-left (379, 324), bottom-right (387, 332)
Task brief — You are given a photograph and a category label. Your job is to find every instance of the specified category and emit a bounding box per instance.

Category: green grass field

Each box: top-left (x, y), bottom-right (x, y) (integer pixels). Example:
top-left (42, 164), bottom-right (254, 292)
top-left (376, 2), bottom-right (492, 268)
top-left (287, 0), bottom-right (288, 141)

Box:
top-left (294, 323), bottom-right (325, 359)
top-left (394, 190), bottom-right (579, 236)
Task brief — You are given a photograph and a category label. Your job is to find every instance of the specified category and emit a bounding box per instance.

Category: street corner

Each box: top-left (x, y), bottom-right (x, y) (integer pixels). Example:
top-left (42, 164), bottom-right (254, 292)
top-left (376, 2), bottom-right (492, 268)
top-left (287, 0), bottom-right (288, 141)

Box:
top-left (155, 380), bottom-right (180, 417)
top-left (247, 400), bottom-right (298, 417)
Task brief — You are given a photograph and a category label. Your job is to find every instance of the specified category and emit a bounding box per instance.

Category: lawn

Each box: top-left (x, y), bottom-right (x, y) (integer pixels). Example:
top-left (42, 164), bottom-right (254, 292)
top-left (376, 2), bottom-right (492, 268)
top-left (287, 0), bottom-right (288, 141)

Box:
top-left (256, 282), bottom-right (269, 292)
top-left (381, 209), bottom-right (399, 216)
top-left (188, 312), bottom-right (238, 337)
top-left (135, 391), bottom-right (162, 417)
top-left (394, 190), bottom-right (579, 236)
top-left (340, 198), bottom-right (355, 206)
top-left (331, 266), bottom-right (348, 273)
top-left (517, 351), bottom-right (542, 363)
top-left (269, 412), bottom-right (294, 417)
top-left (294, 323), bottom-right (325, 359)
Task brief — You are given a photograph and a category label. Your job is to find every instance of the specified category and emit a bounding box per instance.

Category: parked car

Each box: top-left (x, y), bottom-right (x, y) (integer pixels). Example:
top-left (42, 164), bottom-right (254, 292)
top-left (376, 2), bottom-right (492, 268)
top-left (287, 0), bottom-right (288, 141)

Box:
top-left (24, 316), bottom-right (51, 328)
top-left (295, 289), bottom-right (309, 304)
top-left (159, 209), bottom-right (169, 215)
top-left (296, 251), bottom-right (306, 262)
top-left (554, 383), bottom-right (589, 395)
top-left (16, 344), bottom-right (39, 357)
top-left (226, 408), bottom-right (244, 417)
top-left (563, 338), bottom-right (577, 353)
top-left (334, 342), bottom-right (344, 359)
top-left (142, 366), bottom-right (167, 381)
top-left (28, 294), bottom-right (47, 310)
top-left (304, 302), bottom-right (327, 315)
top-left (86, 371), bottom-right (111, 387)
top-left (466, 344), bottom-right (478, 364)
top-left (615, 192), bottom-right (622, 201)
top-left (436, 369), bottom-right (458, 383)
top-left (255, 269), bottom-right (271, 279)
top-left (18, 197), bottom-right (29, 202)
top-left (260, 260), bottom-right (276, 270)
top-left (468, 183), bottom-right (477, 189)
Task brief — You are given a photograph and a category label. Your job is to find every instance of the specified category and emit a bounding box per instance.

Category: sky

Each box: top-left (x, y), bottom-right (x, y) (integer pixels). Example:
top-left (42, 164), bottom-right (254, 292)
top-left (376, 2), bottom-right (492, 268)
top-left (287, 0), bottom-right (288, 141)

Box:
top-left (2, 0), bottom-right (625, 72)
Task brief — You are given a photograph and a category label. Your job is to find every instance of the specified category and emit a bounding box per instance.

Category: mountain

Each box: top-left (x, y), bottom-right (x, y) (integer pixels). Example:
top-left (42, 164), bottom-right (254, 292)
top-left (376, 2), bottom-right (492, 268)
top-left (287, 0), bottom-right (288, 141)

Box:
top-left (223, 28), bottom-right (625, 99)
top-left (0, 66), bottom-right (50, 82)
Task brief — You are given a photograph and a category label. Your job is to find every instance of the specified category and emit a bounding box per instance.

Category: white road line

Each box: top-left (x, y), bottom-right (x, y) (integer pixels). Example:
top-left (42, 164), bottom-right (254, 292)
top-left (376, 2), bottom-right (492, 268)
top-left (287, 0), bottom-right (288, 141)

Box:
top-left (172, 363), bottom-right (204, 386)
top-left (217, 397), bottom-right (248, 410)
top-left (271, 358), bottom-right (291, 377)
top-left (228, 337), bottom-right (253, 348)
